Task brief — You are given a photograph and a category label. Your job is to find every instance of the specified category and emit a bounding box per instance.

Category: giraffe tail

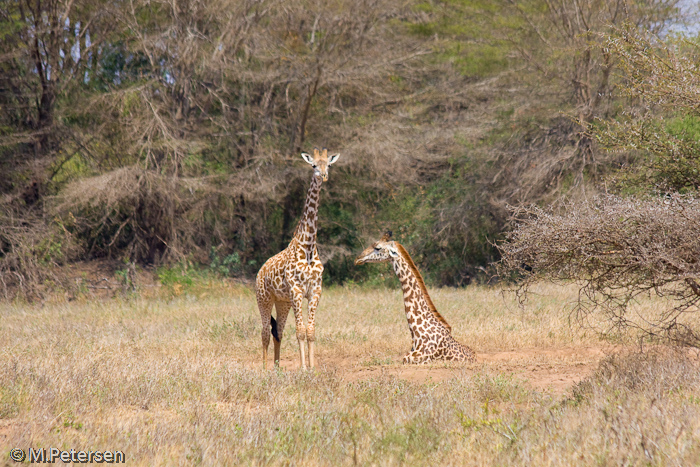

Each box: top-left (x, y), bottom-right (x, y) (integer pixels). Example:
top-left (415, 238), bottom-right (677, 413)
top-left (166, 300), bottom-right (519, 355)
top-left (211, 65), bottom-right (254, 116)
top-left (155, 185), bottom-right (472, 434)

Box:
top-left (270, 316), bottom-right (280, 342)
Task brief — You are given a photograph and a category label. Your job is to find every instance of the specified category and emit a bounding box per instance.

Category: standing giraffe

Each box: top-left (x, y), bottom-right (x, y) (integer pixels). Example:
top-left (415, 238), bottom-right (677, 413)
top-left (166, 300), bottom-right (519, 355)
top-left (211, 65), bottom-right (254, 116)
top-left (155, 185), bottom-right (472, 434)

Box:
top-left (255, 148), bottom-right (340, 369)
top-left (355, 231), bottom-right (476, 363)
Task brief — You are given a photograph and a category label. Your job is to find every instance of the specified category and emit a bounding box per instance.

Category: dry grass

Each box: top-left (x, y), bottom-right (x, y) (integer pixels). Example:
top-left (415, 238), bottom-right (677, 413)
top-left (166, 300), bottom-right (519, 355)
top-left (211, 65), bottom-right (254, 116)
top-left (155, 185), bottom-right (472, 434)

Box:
top-left (1, 282), bottom-right (700, 466)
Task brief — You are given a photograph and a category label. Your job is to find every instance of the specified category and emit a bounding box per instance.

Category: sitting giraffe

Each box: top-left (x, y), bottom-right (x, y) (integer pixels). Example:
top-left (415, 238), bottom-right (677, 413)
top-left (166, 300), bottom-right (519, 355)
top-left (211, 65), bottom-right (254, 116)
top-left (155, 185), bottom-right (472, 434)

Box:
top-left (255, 148), bottom-right (340, 369)
top-left (355, 231), bottom-right (476, 364)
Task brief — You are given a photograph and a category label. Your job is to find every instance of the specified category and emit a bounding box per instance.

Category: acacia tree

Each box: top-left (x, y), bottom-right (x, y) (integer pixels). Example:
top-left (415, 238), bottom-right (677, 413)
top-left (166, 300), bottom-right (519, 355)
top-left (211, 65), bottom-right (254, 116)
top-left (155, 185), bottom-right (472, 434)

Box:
top-left (594, 26), bottom-right (700, 193)
top-left (0, 0), bottom-right (121, 297)
top-left (499, 195), bottom-right (700, 348)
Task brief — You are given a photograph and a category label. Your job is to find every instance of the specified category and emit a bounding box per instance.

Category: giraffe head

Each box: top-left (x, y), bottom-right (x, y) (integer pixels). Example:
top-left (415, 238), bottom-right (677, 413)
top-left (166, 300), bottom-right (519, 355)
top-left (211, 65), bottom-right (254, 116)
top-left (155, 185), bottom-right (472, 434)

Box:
top-left (301, 147), bottom-right (340, 182)
top-left (354, 231), bottom-right (397, 265)
top-left (355, 230), bottom-right (454, 333)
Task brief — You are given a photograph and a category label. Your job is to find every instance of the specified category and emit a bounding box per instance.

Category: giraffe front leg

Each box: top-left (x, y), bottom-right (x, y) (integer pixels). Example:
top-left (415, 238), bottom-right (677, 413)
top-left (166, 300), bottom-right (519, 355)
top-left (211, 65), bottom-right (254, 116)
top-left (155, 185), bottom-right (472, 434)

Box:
top-left (306, 285), bottom-right (322, 369)
top-left (403, 351), bottom-right (423, 364)
top-left (291, 290), bottom-right (307, 370)
top-left (403, 344), bottom-right (437, 365)
top-left (403, 351), bottom-right (432, 364)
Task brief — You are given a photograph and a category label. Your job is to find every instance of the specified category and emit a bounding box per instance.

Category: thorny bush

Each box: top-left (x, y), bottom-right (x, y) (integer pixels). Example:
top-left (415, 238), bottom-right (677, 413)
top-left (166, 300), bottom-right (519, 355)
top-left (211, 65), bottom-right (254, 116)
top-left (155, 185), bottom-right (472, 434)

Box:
top-left (498, 194), bottom-right (700, 348)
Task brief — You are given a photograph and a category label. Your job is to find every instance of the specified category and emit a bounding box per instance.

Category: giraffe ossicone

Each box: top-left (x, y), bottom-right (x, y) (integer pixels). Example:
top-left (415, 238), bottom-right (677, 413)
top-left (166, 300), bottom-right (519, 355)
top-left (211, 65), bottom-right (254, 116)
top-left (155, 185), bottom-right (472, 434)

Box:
top-left (355, 231), bottom-right (477, 364)
top-left (255, 148), bottom-right (340, 369)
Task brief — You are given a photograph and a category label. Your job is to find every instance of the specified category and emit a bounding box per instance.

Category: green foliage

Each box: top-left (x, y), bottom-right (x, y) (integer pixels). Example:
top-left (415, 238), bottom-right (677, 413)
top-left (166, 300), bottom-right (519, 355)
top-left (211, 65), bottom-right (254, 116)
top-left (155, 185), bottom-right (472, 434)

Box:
top-left (52, 153), bottom-right (93, 186)
top-left (405, 0), bottom-right (513, 78)
top-left (318, 200), bottom-right (370, 285)
top-left (157, 263), bottom-right (196, 289)
top-left (209, 248), bottom-right (243, 277)
top-left (0, 16), bottom-right (23, 42)
top-left (439, 43), bottom-right (509, 78)
top-left (37, 236), bottom-right (65, 265)
top-left (156, 261), bottom-right (222, 297)
top-left (606, 114), bottom-right (700, 194)
top-left (374, 163), bottom-right (502, 286)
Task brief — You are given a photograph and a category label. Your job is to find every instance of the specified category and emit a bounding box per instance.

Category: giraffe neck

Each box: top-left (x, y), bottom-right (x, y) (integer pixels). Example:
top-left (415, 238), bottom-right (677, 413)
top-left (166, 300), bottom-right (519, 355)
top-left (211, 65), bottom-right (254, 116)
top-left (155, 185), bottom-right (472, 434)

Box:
top-left (292, 174), bottom-right (322, 260)
top-left (392, 256), bottom-right (437, 337)
top-left (391, 243), bottom-right (452, 333)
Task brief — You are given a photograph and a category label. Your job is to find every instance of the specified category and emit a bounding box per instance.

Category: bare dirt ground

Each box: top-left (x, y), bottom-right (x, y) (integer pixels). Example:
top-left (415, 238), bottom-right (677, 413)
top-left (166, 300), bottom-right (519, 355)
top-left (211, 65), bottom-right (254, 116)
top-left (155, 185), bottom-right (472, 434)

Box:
top-left (251, 346), bottom-right (610, 395)
top-left (237, 283), bottom-right (618, 394)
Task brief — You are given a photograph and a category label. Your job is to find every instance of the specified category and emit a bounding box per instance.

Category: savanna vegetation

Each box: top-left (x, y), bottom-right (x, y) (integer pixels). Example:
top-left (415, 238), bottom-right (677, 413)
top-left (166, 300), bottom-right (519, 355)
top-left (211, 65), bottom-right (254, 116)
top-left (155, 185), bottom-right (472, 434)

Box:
top-left (0, 0), bottom-right (690, 295)
top-left (3, 0), bottom-right (700, 464)
top-left (1, 283), bottom-right (699, 466)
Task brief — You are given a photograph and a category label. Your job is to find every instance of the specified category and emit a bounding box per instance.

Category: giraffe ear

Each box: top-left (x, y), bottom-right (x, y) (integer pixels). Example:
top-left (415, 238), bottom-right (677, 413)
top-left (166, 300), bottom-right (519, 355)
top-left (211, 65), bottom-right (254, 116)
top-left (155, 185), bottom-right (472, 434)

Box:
top-left (388, 246), bottom-right (399, 258)
top-left (328, 153), bottom-right (340, 165)
top-left (301, 152), bottom-right (314, 165)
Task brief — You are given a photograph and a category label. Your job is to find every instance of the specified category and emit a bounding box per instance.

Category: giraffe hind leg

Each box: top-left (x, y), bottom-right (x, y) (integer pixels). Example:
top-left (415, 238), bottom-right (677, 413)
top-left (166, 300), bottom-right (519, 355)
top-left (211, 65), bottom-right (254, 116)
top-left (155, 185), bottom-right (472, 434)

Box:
top-left (258, 297), bottom-right (274, 370)
top-left (461, 344), bottom-right (477, 363)
top-left (273, 301), bottom-right (291, 367)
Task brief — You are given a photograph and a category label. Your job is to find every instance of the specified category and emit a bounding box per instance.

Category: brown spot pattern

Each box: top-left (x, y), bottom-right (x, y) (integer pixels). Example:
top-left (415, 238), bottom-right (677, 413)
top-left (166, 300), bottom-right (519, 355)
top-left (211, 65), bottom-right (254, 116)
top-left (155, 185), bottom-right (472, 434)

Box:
top-left (255, 149), bottom-right (339, 370)
top-left (355, 236), bottom-right (477, 364)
